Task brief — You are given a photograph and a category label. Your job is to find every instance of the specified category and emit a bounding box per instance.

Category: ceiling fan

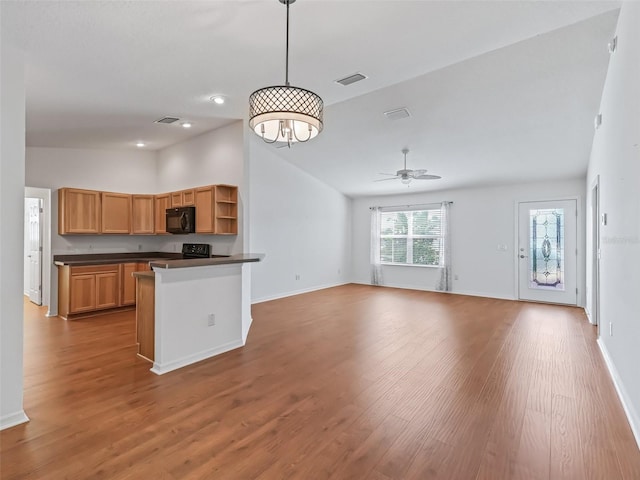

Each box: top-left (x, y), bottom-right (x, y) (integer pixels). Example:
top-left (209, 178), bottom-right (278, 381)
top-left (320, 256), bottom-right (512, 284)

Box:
top-left (376, 148), bottom-right (441, 184)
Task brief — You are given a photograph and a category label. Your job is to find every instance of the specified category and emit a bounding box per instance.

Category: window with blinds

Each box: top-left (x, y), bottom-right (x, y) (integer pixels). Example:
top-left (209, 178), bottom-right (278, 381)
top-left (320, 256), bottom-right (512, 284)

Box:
top-left (380, 208), bottom-right (442, 266)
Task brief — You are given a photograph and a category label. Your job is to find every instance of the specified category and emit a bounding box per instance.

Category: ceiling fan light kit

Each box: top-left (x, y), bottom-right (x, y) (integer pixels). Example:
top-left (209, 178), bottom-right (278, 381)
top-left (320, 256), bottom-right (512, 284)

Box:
top-left (249, 0), bottom-right (324, 147)
top-left (376, 148), bottom-right (441, 185)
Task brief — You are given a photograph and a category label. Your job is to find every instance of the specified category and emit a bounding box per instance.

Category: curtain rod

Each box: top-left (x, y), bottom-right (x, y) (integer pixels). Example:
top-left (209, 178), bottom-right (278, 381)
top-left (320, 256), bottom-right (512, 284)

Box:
top-left (369, 201), bottom-right (453, 210)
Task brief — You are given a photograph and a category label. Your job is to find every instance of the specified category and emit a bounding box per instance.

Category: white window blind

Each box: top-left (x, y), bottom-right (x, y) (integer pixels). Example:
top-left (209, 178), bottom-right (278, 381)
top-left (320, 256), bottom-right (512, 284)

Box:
top-left (380, 207), bottom-right (442, 266)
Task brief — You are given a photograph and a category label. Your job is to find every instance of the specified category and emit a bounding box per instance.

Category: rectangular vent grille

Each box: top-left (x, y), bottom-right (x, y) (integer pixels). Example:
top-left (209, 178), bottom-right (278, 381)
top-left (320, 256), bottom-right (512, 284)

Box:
top-left (335, 73), bottom-right (367, 86)
top-left (383, 108), bottom-right (411, 121)
top-left (155, 116), bottom-right (180, 124)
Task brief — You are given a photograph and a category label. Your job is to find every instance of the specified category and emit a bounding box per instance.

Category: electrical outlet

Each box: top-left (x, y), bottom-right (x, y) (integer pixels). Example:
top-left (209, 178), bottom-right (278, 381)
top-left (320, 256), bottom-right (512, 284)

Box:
top-left (208, 314), bottom-right (216, 326)
top-left (295, 274), bottom-right (300, 281)
top-left (454, 274), bottom-right (459, 281)
top-left (609, 322), bottom-right (613, 336)
top-left (338, 269), bottom-right (341, 275)
top-left (137, 244), bottom-right (143, 251)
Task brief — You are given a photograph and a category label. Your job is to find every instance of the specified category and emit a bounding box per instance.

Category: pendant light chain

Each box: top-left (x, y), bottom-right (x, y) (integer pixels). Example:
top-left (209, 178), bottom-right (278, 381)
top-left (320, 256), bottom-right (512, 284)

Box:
top-left (285, 0), bottom-right (290, 87)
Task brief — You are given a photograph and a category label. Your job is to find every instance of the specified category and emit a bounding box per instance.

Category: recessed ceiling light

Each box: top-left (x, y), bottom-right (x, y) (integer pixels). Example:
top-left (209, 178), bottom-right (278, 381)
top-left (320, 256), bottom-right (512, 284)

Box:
top-left (210, 96), bottom-right (225, 105)
top-left (136, 142), bottom-right (145, 148)
top-left (181, 122), bottom-right (192, 129)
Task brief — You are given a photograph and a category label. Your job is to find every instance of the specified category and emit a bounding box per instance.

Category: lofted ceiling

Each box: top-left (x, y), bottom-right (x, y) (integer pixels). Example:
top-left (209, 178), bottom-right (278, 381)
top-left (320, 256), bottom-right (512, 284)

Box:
top-left (8, 1), bottom-right (620, 197)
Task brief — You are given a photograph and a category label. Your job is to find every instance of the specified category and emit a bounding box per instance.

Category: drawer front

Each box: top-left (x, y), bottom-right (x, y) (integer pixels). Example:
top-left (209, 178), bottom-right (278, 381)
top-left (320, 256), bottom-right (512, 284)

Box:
top-left (71, 264), bottom-right (119, 275)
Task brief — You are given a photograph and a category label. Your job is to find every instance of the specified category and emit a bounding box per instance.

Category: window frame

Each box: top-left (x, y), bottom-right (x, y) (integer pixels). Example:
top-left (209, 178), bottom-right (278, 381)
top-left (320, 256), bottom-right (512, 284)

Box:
top-left (379, 207), bottom-right (443, 268)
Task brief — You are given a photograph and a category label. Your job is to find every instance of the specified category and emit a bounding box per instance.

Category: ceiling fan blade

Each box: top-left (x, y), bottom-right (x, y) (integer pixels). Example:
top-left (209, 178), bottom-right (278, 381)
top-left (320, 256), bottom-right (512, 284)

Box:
top-left (374, 177), bottom-right (399, 182)
top-left (414, 174), bottom-right (442, 180)
top-left (378, 172), bottom-right (397, 176)
top-left (411, 169), bottom-right (427, 176)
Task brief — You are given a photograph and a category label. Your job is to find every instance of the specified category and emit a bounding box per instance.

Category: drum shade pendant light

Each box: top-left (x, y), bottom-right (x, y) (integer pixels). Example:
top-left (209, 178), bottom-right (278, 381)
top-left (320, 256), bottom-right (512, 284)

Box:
top-left (249, 0), bottom-right (323, 147)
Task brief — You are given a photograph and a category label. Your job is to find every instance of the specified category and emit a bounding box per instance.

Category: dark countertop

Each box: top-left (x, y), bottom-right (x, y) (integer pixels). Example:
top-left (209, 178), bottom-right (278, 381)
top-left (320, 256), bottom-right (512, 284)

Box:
top-left (55, 251), bottom-right (205, 266)
top-left (54, 252), bottom-right (264, 269)
top-left (149, 253), bottom-right (264, 269)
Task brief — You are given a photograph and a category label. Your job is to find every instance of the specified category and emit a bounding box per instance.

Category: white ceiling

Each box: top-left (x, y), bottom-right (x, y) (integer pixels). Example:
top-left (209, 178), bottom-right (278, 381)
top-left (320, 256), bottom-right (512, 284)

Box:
top-left (10, 1), bottom-right (620, 197)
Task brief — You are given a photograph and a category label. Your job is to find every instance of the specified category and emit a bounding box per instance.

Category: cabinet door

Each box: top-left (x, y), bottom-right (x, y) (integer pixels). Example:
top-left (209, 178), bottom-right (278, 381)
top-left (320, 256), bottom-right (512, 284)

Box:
top-left (154, 194), bottom-right (171, 234)
top-left (182, 189), bottom-right (196, 206)
top-left (102, 192), bottom-right (131, 234)
top-left (195, 186), bottom-right (214, 233)
top-left (69, 274), bottom-right (96, 313)
top-left (131, 195), bottom-right (155, 234)
top-left (120, 263), bottom-right (138, 306)
top-left (59, 188), bottom-right (101, 234)
top-left (96, 272), bottom-right (119, 309)
top-left (170, 191), bottom-right (183, 207)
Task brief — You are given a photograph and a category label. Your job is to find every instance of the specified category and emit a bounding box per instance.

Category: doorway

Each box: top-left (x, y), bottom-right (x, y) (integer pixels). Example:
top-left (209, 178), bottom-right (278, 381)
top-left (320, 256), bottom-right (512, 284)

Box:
top-left (517, 199), bottom-right (578, 305)
top-left (24, 198), bottom-right (43, 305)
top-left (24, 187), bottom-right (53, 315)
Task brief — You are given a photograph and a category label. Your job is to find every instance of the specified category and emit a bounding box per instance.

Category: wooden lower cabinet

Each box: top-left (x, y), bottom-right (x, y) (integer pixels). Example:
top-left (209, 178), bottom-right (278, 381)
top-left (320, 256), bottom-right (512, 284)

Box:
top-left (69, 274), bottom-right (97, 313)
top-left (120, 263), bottom-right (138, 306)
top-left (135, 272), bottom-right (155, 362)
top-left (96, 272), bottom-right (119, 309)
top-left (58, 263), bottom-right (144, 319)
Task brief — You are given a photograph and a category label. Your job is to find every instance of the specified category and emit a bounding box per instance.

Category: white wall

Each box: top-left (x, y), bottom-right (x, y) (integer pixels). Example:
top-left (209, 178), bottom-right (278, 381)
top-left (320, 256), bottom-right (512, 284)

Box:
top-left (586, 2), bottom-right (640, 445)
top-left (0, 5), bottom-right (29, 429)
top-left (352, 179), bottom-right (586, 303)
top-left (249, 137), bottom-right (352, 303)
top-left (156, 122), bottom-right (246, 254)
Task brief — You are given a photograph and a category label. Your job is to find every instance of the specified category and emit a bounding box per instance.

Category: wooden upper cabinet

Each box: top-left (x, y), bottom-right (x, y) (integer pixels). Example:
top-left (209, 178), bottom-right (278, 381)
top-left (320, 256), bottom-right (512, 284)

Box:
top-left (101, 192), bottom-right (131, 234)
top-left (131, 195), bottom-right (155, 234)
top-left (214, 185), bottom-right (238, 235)
top-left (170, 191), bottom-right (183, 207)
top-left (195, 186), bottom-right (215, 233)
top-left (58, 184), bottom-right (238, 236)
top-left (58, 188), bottom-right (101, 234)
top-left (182, 189), bottom-right (195, 206)
top-left (154, 194), bottom-right (171, 234)
top-left (170, 189), bottom-right (195, 207)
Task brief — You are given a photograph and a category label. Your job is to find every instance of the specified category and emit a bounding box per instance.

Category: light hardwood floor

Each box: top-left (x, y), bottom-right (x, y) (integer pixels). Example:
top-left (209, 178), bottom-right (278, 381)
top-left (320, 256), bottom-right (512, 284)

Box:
top-left (2, 285), bottom-right (639, 479)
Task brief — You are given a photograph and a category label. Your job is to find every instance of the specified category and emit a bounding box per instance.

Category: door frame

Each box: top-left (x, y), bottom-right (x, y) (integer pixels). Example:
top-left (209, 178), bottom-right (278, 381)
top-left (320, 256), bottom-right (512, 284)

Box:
top-left (590, 176), bottom-right (601, 336)
top-left (513, 195), bottom-right (583, 306)
top-left (25, 187), bottom-right (53, 316)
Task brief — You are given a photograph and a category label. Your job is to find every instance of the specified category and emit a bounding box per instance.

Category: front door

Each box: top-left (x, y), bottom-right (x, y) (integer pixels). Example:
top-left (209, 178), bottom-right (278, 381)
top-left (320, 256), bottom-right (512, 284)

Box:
top-left (27, 198), bottom-right (43, 305)
top-left (518, 200), bottom-right (577, 305)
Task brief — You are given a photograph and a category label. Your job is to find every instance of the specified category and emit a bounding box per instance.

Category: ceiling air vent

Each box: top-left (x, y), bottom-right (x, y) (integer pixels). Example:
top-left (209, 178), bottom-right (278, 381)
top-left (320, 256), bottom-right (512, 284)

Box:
top-left (335, 72), bottom-right (367, 86)
top-left (154, 116), bottom-right (180, 124)
top-left (383, 107), bottom-right (411, 121)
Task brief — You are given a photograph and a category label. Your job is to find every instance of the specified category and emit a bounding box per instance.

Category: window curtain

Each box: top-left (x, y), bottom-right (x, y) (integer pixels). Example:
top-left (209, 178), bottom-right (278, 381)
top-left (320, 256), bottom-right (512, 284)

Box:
top-left (436, 201), bottom-right (452, 291)
top-left (370, 207), bottom-right (383, 285)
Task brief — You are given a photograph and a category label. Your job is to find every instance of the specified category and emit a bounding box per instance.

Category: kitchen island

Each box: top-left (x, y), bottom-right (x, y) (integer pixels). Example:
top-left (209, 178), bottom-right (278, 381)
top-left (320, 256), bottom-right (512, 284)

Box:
top-left (134, 254), bottom-right (263, 375)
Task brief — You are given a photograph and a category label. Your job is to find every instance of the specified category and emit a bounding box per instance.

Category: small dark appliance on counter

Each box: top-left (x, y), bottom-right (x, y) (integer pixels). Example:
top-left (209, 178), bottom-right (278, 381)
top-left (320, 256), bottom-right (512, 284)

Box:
top-left (181, 243), bottom-right (211, 258)
top-left (166, 206), bottom-right (196, 234)
top-left (181, 243), bottom-right (231, 259)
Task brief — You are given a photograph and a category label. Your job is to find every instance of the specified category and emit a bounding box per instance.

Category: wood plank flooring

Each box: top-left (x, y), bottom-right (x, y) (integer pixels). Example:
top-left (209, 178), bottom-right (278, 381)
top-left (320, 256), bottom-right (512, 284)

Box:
top-left (2, 285), bottom-right (639, 479)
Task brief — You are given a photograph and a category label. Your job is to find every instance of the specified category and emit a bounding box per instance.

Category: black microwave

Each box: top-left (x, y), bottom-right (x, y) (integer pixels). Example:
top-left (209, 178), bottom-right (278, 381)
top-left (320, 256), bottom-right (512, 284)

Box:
top-left (166, 206), bottom-right (196, 234)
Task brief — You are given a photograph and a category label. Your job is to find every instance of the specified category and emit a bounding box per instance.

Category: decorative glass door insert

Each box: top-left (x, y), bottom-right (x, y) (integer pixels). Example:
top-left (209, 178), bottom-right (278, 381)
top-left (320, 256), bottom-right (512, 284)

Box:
top-left (529, 208), bottom-right (564, 290)
top-left (518, 200), bottom-right (577, 305)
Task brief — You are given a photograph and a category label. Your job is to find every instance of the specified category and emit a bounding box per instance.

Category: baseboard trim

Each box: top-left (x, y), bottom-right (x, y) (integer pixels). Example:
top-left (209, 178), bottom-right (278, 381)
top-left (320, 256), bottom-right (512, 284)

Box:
top-left (350, 281), bottom-right (514, 301)
top-left (597, 338), bottom-right (640, 450)
top-left (150, 339), bottom-right (244, 375)
top-left (251, 281), bottom-right (350, 304)
top-left (0, 410), bottom-right (29, 431)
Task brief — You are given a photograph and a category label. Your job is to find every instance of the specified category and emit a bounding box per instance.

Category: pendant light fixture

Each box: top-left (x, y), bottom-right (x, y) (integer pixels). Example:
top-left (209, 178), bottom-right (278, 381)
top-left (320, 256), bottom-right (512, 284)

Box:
top-left (249, 0), bottom-right (323, 147)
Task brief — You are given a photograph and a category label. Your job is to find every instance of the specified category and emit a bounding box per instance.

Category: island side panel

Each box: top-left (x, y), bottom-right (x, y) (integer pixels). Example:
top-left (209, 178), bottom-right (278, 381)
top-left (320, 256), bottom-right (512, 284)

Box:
top-left (152, 264), bottom-right (244, 375)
